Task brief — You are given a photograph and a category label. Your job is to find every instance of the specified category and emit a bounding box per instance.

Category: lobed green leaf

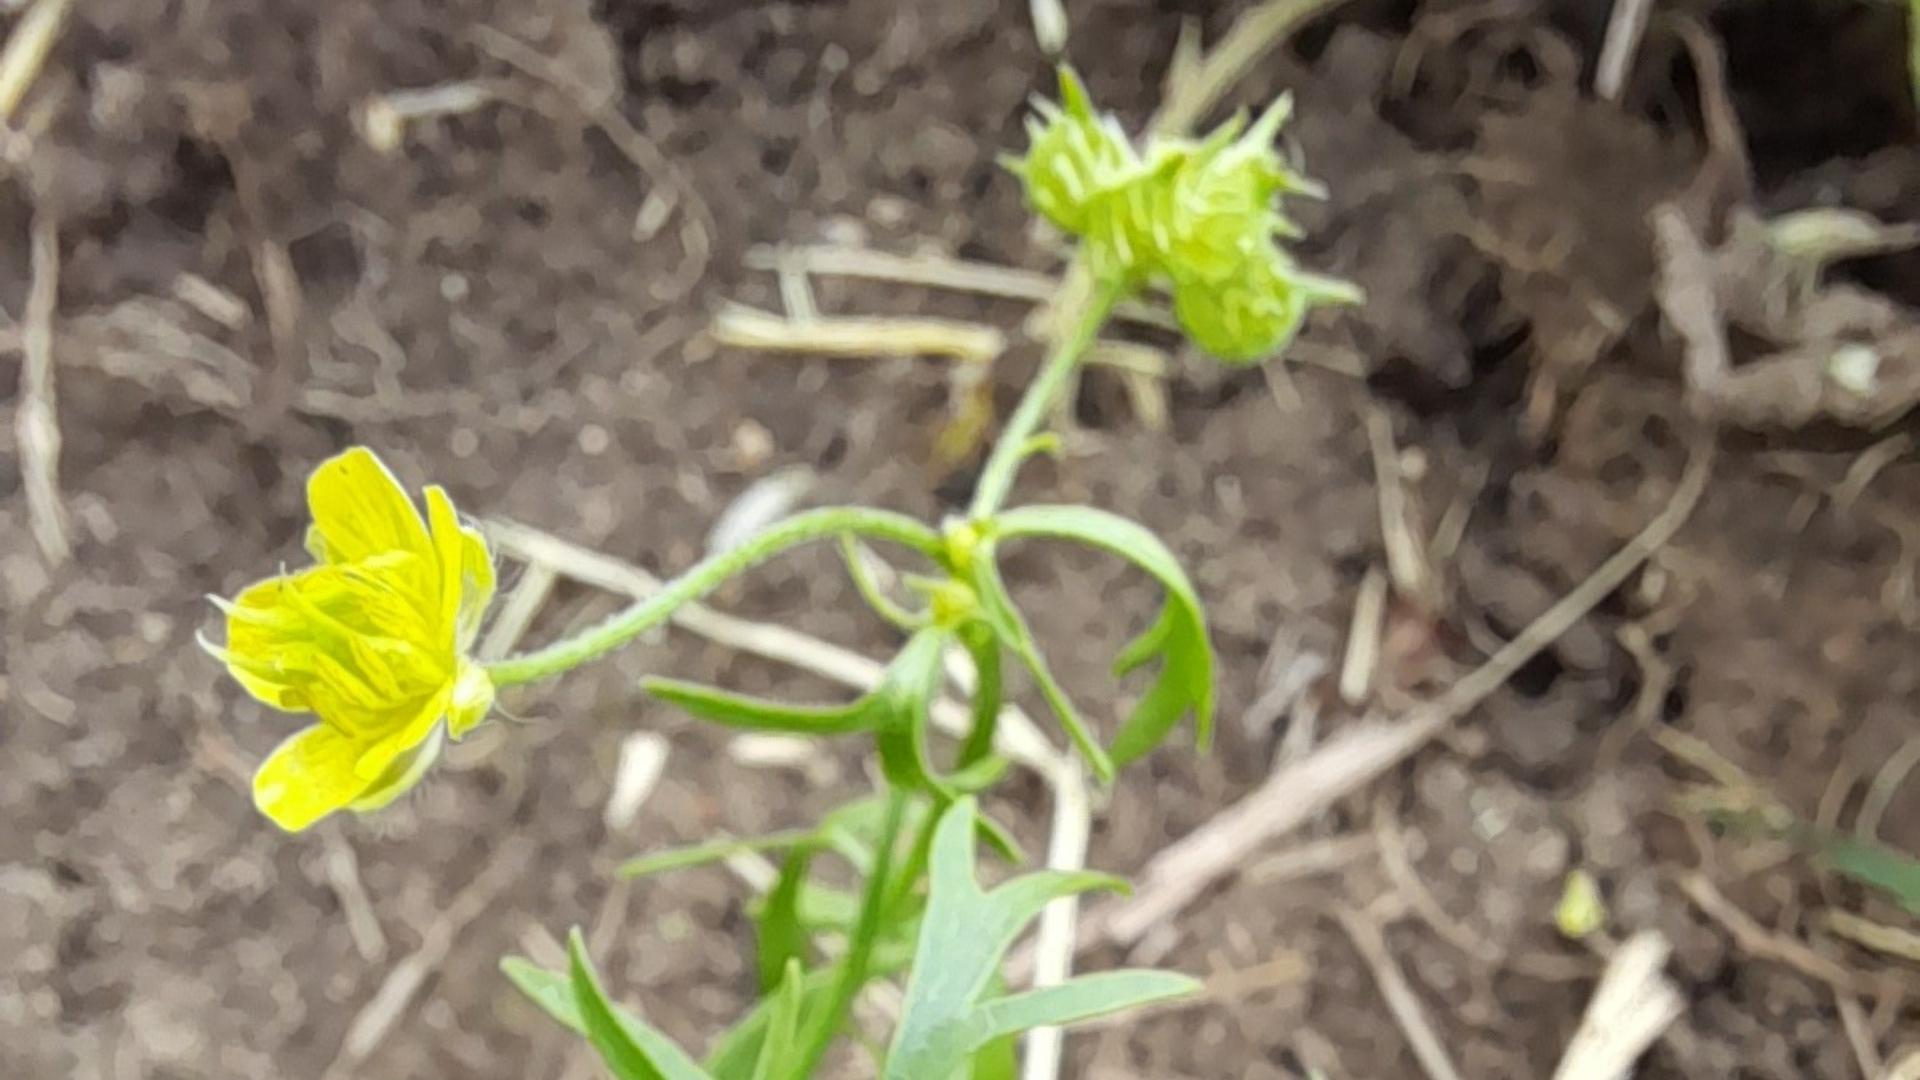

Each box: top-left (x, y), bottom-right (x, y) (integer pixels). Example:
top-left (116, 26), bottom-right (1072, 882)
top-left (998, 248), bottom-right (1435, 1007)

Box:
top-left (883, 798), bottom-right (1147, 1079)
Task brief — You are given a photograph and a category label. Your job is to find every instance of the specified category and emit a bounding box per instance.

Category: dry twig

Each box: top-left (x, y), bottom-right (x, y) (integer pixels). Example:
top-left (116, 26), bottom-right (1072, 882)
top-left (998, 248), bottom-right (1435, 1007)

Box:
top-left (741, 244), bottom-right (1180, 333)
top-left (0, 0), bottom-right (71, 122)
top-left (1836, 990), bottom-right (1884, 1080)
top-left (17, 209), bottom-right (67, 563)
top-left (1366, 408), bottom-right (1437, 610)
top-left (1677, 872), bottom-right (1861, 994)
top-left (1550, 931), bottom-right (1684, 1080)
top-left (1593, 0), bottom-right (1654, 101)
top-left (1021, 758), bottom-right (1091, 1080)
top-left (1336, 905), bottom-right (1466, 1080)
top-left (1822, 909), bottom-right (1920, 967)
top-left (1150, 0), bottom-right (1354, 136)
top-left (710, 303), bottom-right (1006, 364)
top-left (1858, 734), bottom-right (1920, 843)
top-left (325, 839), bottom-right (534, 1077)
top-left (1339, 567), bottom-right (1389, 706)
top-left (320, 827), bottom-right (388, 964)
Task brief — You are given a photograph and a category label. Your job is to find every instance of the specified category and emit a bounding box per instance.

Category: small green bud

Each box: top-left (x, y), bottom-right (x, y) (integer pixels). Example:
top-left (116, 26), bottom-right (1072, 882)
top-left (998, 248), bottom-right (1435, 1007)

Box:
top-left (1554, 869), bottom-right (1608, 940)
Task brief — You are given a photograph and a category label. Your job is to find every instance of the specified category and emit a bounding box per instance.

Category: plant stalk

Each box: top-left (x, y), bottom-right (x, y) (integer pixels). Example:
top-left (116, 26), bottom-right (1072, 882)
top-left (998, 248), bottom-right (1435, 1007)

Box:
top-left (485, 507), bottom-right (942, 689)
top-left (967, 279), bottom-right (1123, 519)
top-left (784, 787), bottom-right (912, 1080)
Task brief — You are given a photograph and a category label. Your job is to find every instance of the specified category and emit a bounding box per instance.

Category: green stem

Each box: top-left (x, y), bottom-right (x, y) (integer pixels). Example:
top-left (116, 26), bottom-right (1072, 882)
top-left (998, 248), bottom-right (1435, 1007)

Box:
top-left (485, 508), bottom-right (943, 689)
top-left (967, 279), bottom-right (1123, 519)
top-left (785, 787), bottom-right (911, 1080)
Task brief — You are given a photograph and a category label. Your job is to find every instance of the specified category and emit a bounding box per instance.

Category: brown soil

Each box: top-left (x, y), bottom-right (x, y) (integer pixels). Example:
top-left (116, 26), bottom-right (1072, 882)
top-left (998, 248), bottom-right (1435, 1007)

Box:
top-left (9, 0), bottom-right (1920, 1077)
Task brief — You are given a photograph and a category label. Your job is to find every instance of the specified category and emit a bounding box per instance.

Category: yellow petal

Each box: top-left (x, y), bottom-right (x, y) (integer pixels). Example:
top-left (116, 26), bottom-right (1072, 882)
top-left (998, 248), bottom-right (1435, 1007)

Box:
top-left (200, 633), bottom-right (308, 712)
top-left (425, 486), bottom-right (466, 639)
top-left (253, 724), bottom-right (374, 832)
top-left (425, 485), bottom-right (497, 650)
top-left (353, 687), bottom-right (450, 782)
top-left (457, 523), bottom-right (496, 646)
top-left (219, 580), bottom-right (325, 712)
top-left (347, 725), bottom-right (444, 813)
top-left (307, 447), bottom-right (433, 566)
top-left (446, 660), bottom-right (494, 739)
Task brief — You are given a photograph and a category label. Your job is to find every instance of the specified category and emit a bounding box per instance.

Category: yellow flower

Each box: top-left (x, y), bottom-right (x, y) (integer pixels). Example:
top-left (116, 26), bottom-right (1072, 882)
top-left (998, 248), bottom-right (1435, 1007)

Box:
top-left (205, 447), bottom-right (497, 831)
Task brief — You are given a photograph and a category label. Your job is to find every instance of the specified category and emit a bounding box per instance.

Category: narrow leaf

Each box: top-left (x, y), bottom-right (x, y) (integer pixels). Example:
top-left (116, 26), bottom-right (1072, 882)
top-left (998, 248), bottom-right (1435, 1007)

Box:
top-left (567, 928), bottom-right (713, 1080)
top-left (643, 676), bottom-right (876, 735)
top-left (957, 626), bottom-right (1002, 770)
top-left (619, 831), bottom-right (816, 880)
top-left (749, 959), bottom-right (809, 1080)
top-left (501, 956), bottom-right (585, 1034)
top-left (1811, 831), bottom-right (1920, 917)
top-left (992, 506), bottom-right (1215, 766)
top-left (970, 1034), bottom-right (1018, 1080)
top-left (969, 555), bottom-right (1115, 781)
top-left (758, 851), bottom-right (814, 993)
top-left (872, 630), bottom-right (961, 798)
top-left (704, 965), bottom-right (840, 1077)
top-left (968, 970), bottom-right (1200, 1044)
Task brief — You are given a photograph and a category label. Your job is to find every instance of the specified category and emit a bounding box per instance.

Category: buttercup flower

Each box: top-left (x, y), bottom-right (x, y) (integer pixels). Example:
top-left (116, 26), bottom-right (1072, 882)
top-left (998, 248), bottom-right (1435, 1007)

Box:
top-left (204, 447), bottom-right (496, 831)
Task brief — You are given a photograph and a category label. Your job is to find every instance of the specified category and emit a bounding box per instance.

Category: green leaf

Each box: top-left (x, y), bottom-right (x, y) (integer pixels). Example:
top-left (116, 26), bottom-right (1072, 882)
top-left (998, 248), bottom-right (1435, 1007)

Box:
top-left (968, 970), bottom-right (1199, 1044)
top-left (792, 882), bottom-right (862, 932)
top-left (966, 972), bottom-right (1017, 1080)
top-left (704, 965), bottom-right (840, 1077)
top-left (749, 959), bottom-right (808, 1080)
top-left (871, 629), bottom-right (962, 799)
top-left (841, 534), bottom-right (927, 632)
top-left (501, 956), bottom-right (586, 1034)
top-left (991, 505), bottom-right (1214, 766)
top-left (759, 851), bottom-right (814, 993)
top-left (619, 831), bottom-right (819, 880)
top-left (969, 1033), bottom-right (1018, 1080)
top-left (845, 632), bottom-right (1021, 864)
top-left (956, 625), bottom-right (1002, 771)
top-left (786, 789), bottom-right (914, 1079)
top-left (642, 677), bottom-right (877, 735)
top-left (567, 928), bottom-right (714, 1080)
top-left (883, 798), bottom-right (1131, 1079)
top-left (1912, 0), bottom-right (1920, 114)
top-left (968, 555), bottom-right (1115, 781)
top-left (1811, 831), bottom-right (1920, 918)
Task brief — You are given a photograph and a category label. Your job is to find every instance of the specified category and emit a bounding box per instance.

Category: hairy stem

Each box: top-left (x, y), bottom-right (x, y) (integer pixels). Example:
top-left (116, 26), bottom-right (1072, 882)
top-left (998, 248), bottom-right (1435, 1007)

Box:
top-left (485, 507), bottom-right (943, 688)
top-left (967, 279), bottom-right (1123, 519)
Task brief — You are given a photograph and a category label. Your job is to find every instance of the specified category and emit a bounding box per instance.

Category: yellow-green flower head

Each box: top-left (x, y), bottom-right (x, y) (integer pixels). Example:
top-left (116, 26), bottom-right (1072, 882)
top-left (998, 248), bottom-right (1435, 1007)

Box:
top-left (1008, 67), bottom-right (1360, 363)
top-left (204, 447), bottom-right (497, 832)
top-left (1004, 67), bottom-right (1138, 239)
